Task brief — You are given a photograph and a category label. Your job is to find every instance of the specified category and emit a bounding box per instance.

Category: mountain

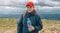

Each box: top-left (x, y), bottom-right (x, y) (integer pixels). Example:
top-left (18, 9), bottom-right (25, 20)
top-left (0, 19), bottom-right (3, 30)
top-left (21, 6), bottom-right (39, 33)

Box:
top-left (0, 14), bottom-right (60, 20)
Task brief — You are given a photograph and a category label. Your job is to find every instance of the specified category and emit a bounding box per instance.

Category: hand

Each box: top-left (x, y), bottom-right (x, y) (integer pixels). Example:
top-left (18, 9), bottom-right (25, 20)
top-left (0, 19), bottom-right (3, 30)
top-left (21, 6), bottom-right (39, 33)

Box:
top-left (29, 26), bottom-right (34, 31)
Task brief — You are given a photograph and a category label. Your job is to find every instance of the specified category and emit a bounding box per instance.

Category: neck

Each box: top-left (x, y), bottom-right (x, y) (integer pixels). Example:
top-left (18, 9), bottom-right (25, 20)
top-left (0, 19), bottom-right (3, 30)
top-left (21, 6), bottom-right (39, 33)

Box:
top-left (27, 11), bottom-right (33, 13)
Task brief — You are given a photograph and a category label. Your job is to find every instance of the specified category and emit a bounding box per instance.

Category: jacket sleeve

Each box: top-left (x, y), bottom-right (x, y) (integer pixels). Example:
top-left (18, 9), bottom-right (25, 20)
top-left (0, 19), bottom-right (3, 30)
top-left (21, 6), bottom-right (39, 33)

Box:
top-left (17, 14), bottom-right (23, 33)
top-left (34, 15), bottom-right (43, 31)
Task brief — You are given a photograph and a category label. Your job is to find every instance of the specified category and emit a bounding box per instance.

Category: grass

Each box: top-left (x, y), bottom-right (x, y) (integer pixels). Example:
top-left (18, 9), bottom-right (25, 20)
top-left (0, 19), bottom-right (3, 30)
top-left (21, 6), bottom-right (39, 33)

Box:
top-left (40, 19), bottom-right (60, 33)
top-left (0, 18), bottom-right (60, 33)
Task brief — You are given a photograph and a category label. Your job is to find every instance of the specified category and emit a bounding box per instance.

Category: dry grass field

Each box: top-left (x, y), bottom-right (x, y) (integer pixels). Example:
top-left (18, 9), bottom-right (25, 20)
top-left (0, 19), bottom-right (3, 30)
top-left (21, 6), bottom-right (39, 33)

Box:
top-left (0, 18), bottom-right (60, 33)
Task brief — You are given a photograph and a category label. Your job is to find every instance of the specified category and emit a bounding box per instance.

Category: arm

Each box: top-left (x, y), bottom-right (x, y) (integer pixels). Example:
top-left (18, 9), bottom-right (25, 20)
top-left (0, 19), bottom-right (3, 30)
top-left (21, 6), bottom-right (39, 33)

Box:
top-left (34, 15), bottom-right (43, 31)
top-left (17, 14), bottom-right (23, 33)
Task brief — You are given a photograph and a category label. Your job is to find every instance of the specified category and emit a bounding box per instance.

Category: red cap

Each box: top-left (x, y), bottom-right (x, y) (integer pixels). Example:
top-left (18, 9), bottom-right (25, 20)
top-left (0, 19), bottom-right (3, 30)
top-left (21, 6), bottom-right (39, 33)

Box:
top-left (26, 2), bottom-right (34, 8)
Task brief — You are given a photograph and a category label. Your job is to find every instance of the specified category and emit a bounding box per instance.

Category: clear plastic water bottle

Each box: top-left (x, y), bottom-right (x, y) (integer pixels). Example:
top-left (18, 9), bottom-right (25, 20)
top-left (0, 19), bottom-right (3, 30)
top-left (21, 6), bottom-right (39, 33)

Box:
top-left (27, 18), bottom-right (32, 32)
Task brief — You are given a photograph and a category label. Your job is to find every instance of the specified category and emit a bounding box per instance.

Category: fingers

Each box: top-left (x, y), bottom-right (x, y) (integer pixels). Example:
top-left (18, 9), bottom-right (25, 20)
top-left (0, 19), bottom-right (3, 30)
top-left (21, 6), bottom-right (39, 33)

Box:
top-left (29, 26), bottom-right (34, 30)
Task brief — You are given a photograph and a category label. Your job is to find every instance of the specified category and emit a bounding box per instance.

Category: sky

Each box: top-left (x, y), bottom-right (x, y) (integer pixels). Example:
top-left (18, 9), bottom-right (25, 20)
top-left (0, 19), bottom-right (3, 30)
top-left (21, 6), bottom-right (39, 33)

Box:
top-left (0, 0), bottom-right (60, 14)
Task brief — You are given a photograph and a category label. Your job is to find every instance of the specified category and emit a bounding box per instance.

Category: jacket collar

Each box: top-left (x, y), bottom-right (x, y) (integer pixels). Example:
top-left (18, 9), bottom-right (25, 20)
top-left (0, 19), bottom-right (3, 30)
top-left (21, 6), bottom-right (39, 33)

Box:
top-left (25, 10), bottom-right (35, 17)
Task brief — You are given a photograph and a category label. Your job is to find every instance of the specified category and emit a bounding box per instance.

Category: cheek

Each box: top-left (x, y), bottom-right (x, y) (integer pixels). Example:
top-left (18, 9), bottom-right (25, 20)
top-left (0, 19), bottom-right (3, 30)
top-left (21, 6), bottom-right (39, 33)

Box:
top-left (27, 8), bottom-right (31, 11)
top-left (30, 8), bottom-right (32, 10)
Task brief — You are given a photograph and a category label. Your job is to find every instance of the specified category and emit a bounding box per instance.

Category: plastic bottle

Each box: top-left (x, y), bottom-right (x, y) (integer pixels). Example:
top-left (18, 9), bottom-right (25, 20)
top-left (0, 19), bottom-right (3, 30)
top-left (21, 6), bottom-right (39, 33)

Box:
top-left (27, 18), bottom-right (32, 32)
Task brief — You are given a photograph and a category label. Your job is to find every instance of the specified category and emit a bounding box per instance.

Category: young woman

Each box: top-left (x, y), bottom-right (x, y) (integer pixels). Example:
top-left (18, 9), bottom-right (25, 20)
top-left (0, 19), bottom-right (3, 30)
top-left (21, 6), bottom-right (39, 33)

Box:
top-left (17, 2), bottom-right (43, 33)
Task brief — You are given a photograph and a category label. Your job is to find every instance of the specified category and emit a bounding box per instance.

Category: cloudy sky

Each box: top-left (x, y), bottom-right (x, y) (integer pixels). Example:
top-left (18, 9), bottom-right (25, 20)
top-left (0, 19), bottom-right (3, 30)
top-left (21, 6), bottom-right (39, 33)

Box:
top-left (0, 0), bottom-right (60, 14)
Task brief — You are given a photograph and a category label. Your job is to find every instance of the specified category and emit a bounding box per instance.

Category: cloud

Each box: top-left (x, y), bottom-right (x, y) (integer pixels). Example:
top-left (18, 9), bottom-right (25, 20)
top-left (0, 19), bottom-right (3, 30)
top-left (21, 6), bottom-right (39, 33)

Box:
top-left (0, 0), bottom-right (60, 14)
top-left (38, 0), bottom-right (60, 6)
top-left (52, 0), bottom-right (60, 2)
top-left (0, 0), bottom-right (60, 7)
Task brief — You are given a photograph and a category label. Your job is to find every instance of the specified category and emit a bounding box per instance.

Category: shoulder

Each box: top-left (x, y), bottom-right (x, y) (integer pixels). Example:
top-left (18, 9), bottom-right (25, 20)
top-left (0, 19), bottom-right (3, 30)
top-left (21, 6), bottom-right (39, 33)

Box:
top-left (22, 13), bottom-right (26, 18)
top-left (35, 14), bottom-right (41, 20)
top-left (35, 14), bottom-right (40, 18)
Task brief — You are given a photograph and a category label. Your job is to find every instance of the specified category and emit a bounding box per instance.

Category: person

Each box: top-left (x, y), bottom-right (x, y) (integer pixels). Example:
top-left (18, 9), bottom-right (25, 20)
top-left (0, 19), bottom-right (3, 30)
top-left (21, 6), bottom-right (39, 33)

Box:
top-left (17, 2), bottom-right (43, 33)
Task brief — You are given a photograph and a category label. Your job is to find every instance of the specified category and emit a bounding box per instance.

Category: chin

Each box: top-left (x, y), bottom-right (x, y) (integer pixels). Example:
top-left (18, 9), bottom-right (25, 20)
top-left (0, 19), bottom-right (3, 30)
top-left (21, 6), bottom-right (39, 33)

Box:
top-left (28, 11), bottom-right (32, 12)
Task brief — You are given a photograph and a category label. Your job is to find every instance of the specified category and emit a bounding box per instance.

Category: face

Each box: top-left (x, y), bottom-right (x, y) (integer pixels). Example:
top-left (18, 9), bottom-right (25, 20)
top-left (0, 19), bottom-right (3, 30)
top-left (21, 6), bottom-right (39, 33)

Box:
top-left (26, 6), bottom-right (34, 12)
